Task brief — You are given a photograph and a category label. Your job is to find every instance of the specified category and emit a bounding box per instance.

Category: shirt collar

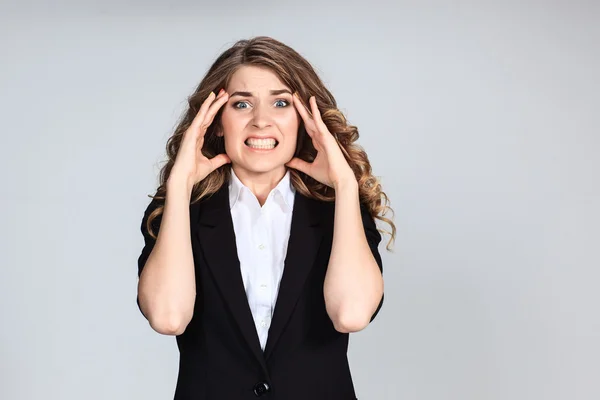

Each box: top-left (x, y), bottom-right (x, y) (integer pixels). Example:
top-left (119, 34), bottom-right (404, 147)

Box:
top-left (228, 168), bottom-right (295, 212)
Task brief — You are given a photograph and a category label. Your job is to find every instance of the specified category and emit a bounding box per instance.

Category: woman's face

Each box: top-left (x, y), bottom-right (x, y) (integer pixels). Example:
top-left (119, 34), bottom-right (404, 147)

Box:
top-left (219, 65), bottom-right (300, 178)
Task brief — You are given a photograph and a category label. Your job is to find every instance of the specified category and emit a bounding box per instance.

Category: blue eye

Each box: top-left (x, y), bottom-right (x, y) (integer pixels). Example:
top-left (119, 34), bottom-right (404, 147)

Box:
top-left (233, 101), bottom-right (249, 109)
top-left (232, 99), bottom-right (289, 109)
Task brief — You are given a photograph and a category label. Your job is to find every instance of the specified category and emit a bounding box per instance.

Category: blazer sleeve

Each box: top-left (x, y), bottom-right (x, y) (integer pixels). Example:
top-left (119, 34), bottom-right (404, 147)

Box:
top-left (360, 203), bottom-right (385, 323)
top-left (136, 196), bottom-right (164, 316)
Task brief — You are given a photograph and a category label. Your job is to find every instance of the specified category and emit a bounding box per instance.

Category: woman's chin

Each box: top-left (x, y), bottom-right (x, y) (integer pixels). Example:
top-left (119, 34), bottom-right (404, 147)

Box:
top-left (231, 160), bottom-right (288, 176)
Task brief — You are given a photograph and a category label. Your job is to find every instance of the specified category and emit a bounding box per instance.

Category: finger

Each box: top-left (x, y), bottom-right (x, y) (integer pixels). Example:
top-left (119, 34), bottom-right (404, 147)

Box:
top-left (189, 91), bottom-right (217, 133)
top-left (293, 93), bottom-right (316, 138)
top-left (200, 91), bottom-right (229, 134)
top-left (309, 96), bottom-right (329, 136)
top-left (194, 95), bottom-right (228, 155)
top-left (189, 89), bottom-right (226, 133)
top-left (285, 157), bottom-right (311, 175)
top-left (209, 153), bottom-right (231, 170)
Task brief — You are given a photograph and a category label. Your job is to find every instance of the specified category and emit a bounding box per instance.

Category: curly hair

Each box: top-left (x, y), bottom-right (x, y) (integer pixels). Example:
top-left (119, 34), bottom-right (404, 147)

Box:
top-left (146, 36), bottom-right (396, 250)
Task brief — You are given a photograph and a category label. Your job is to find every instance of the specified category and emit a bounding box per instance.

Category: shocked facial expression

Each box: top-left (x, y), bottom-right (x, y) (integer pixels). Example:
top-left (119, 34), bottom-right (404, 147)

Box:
top-left (219, 65), bottom-right (300, 177)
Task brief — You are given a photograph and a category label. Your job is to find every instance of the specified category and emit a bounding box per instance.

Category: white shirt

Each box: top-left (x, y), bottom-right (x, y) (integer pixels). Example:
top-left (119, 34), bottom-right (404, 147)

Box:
top-left (229, 169), bottom-right (296, 351)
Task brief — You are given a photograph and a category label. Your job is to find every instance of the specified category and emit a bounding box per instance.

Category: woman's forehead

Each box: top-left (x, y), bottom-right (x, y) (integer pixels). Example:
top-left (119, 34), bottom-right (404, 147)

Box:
top-left (227, 65), bottom-right (289, 93)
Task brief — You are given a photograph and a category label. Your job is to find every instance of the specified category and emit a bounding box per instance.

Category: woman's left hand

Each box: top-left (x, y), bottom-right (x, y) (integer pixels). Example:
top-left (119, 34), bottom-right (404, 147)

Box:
top-left (286, 94), bottom-right (356, 189)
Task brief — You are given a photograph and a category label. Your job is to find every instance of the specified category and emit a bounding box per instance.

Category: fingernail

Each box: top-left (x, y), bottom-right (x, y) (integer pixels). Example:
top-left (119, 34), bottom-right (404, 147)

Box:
top-left (218, 88), bottom-right (224, 95)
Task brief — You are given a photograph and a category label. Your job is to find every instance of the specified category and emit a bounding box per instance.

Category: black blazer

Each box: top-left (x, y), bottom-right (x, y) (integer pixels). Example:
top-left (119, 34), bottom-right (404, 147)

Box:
top-left (137, 182), bottom-right (384, 400)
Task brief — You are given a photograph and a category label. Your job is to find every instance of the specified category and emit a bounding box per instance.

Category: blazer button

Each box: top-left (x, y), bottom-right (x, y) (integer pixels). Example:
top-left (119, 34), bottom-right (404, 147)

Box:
top-left (253, 381), bottom-right (271, 397)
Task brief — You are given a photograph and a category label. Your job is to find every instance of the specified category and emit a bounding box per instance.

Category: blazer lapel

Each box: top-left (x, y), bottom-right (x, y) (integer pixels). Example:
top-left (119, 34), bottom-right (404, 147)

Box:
top-left (194, 184), bottom-right (268, 374)
top-left (264, 191), bottom-right (324, 360)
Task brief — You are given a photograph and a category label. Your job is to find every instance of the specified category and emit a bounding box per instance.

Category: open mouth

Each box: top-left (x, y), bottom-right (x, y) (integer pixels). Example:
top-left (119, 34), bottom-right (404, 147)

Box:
top-left (244, 137), bottom-right (279, 150)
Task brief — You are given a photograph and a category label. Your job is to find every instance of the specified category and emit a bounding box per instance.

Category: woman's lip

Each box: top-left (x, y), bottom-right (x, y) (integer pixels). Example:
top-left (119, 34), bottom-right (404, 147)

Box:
top-left (245, 137), bottom-right (278, 141)
top-left (244, 141), bottom-right (278, 151)
top-left (245, 144), bottom-right (277, 152)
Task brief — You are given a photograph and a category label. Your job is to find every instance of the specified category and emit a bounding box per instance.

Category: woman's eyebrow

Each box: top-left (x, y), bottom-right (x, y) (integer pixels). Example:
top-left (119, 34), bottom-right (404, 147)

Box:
top-left (229, 89), bottom-right (292, 98)
top-left (270, 89), bottom-right (292, 96)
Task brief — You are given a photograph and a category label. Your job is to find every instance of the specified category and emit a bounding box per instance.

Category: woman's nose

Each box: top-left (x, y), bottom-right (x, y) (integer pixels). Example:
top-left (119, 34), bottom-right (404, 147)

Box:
top-left (251, 103), bottom-right (273, 129)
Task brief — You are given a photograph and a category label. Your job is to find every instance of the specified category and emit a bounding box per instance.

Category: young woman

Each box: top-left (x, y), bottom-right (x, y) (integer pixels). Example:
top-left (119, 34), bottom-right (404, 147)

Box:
top-left (136, 36), bottom-right (395, 400)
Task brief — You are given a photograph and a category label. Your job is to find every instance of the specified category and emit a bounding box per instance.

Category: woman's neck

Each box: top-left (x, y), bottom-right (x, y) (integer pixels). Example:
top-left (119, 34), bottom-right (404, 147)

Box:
top-left (231, 165), bottom-right (287, 206)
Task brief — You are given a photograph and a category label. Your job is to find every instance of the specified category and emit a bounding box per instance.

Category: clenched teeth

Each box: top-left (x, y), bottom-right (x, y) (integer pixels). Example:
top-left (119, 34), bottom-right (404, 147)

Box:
top-left (245, 138), bottom-right (278, 149)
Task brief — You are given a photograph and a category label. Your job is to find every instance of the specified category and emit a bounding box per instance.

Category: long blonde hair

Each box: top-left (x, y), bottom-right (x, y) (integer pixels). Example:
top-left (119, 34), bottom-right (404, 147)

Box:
top-left (146, 36), bottom-right (395, 250)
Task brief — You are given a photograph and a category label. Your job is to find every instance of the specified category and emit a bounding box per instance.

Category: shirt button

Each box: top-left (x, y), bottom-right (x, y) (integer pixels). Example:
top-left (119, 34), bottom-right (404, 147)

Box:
top-left (260, 320), bottom-right (267, 328)
top-left (260, 284), bottom-right (267, 290)
top-left (258, 244), bottom-right (265, 250)
top-left (253, 381), bottom-right (271, 396)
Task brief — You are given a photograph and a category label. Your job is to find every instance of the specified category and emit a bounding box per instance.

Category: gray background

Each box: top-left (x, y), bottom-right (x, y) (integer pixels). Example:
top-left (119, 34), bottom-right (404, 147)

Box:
top-left (1, 1), bottom-right (599, 399)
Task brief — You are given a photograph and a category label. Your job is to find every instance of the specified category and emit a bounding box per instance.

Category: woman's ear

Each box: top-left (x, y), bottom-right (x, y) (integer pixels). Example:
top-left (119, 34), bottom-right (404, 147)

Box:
top-left (214, 124), bottom-right (225, 137)
top-left (216, 117), bottom-right (226, 137)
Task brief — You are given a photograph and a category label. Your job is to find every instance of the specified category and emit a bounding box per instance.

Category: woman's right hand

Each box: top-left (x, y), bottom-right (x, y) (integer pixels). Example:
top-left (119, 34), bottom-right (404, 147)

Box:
top-left (169, 89), bottom-right (230, 192)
